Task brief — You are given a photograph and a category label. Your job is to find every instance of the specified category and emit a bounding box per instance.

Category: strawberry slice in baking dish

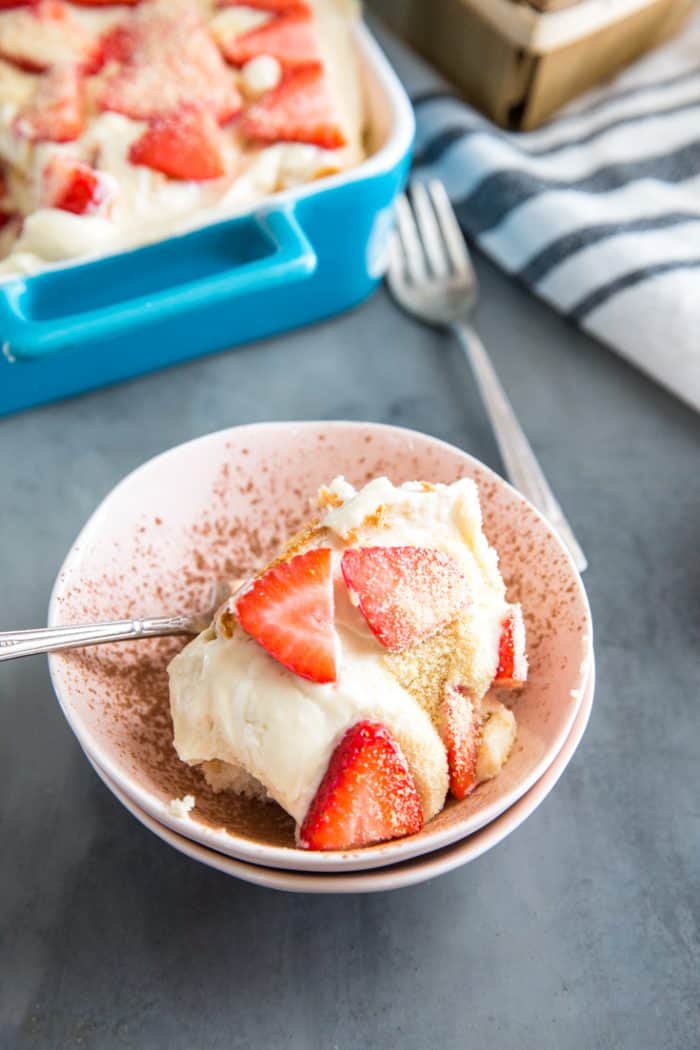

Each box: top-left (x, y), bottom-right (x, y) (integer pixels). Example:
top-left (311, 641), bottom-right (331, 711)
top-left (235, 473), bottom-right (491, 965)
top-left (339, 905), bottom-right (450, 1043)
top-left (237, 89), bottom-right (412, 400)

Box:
top-left (299, 720), bottom-right (424, 850)
top-left (235, 547), bottom-right (338, 684)
top-left (216, 1), bottom-right (311, 12)
top-left (42, 154), bottom-right (114, 215)
top-left (129, 106), bottom-right (227, 181)
top-left (340, 545), bottom-right (471, 651)
top-left (218, 8), bottom-right (321, 70)
top-left (0, 1), bottom-right (102, 73)
top-left (98, 3), bottom-right (241, 123)
top-left (494, 604), bottom-right (528, 688)
top-left (15, 64), bottom-right (85, 143)
top-left (241, 65), bottom-right (346, 149)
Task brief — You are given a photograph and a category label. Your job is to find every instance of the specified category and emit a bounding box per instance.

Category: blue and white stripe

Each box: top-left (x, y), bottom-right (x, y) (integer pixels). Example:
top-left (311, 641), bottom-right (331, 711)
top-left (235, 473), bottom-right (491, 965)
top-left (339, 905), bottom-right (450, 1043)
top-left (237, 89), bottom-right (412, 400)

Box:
top-left (412, 11), bottom-right (700, 411)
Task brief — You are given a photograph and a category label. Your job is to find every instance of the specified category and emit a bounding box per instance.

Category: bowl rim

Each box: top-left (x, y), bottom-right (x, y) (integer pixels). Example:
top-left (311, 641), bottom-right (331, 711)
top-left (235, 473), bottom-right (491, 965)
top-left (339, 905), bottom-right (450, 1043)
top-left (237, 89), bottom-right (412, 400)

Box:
top-left (86, 655), bottom-right (595, 894)
top-left (48, 420), bottom-right (594, 873)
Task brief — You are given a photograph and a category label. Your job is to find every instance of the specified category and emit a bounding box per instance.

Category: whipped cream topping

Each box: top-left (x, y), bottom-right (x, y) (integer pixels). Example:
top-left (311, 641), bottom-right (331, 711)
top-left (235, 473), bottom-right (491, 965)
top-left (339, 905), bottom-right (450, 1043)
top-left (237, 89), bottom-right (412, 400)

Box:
top-left (168, 477), bottom-right (513, 830)
top-left (0, 0), bottom-right (365, 278)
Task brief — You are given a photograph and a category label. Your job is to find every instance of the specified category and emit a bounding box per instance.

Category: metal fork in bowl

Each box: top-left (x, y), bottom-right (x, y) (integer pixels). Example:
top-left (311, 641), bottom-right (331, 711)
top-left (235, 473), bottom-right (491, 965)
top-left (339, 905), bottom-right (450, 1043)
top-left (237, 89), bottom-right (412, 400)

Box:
top-left (387, 179), bottom-right (587, 573)
top-left (0, 580), bottom-right (232, 662)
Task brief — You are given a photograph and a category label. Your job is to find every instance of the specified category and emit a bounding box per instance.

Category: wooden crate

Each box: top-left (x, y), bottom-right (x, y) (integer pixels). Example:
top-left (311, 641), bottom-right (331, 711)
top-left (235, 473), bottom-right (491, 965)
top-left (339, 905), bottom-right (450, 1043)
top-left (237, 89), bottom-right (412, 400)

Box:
top-left (372, 0), bottom-right (697, 129)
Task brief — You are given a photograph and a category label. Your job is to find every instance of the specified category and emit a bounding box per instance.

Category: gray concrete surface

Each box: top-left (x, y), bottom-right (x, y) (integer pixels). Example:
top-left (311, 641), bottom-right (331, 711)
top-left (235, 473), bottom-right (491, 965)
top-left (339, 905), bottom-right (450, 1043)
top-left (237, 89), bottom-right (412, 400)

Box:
top-left (1, 22), bottom-right (699, 1050)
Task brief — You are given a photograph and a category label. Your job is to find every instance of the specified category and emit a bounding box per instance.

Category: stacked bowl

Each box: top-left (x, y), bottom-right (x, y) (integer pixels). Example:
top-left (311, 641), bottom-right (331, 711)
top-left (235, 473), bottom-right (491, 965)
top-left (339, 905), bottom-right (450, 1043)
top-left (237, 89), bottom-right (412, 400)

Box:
top-left (48, 422), bottom-right (594, 893)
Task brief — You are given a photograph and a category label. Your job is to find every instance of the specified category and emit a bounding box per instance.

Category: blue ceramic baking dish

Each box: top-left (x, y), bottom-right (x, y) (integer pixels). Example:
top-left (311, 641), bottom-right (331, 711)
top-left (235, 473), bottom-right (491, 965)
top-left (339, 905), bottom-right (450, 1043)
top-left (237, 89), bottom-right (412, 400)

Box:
top-left (0, 26), bottom-right (414, 417)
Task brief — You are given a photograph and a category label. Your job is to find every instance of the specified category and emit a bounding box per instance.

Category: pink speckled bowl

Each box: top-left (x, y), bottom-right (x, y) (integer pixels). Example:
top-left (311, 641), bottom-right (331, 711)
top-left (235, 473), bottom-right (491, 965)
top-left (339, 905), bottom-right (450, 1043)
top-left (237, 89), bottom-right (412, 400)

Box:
top-left (85, 657), bottom-right (595, 893)
top-left (48, 421), bottom-right (593, 873)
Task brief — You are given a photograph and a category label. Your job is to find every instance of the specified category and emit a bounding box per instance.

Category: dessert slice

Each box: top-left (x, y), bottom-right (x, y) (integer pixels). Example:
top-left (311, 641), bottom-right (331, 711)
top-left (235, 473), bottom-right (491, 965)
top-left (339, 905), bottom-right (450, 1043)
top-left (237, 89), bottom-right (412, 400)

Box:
top-left (168, 476), bottom-right (527, 850)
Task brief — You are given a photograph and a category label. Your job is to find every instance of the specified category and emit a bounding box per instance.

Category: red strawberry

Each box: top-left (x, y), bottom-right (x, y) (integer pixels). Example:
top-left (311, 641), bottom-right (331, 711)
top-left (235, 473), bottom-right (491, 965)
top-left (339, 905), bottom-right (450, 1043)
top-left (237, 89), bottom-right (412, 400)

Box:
top-left (99, 3), bottom-right (241, 123)
top-left (129, 106), bottom-right (226, 181)
top-left (235, 547), bottom-right (337, 684)
top-left (439, 686), bottom-right (479, 799)
top-left (0, 1), bottom-right (102, 73)
top-left (216, 0), bottom-right (311, 11)
top-left (494, 604), bottom-right (528, 688)
top-left (42, 155), bottom-right (112, 215)
top-left (218, 8), bottom-right (320, 70)
top-left (99, 21), bottom-right (132, 64)
top-left (241, 65), bottom-right (346, 149)
top-left (15, 64), bottom-right (84, 142)
top-left (299, 721), bottom-right (424, 850)
top-left (340, 546), bottom-right (470, 652)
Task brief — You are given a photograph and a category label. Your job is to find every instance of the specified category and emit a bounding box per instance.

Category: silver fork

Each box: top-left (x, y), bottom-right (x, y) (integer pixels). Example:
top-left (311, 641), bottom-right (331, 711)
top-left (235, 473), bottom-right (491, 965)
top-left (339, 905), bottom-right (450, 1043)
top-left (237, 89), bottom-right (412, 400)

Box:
top-left (0, 580), bottom-right (232, 662)
top-left (387, 179), bottom-right (587, 572)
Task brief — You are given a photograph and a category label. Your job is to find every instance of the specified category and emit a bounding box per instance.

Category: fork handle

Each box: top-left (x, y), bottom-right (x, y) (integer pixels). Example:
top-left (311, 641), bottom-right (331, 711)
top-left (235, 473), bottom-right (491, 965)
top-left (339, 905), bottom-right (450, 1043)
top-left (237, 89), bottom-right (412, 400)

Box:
top-left (0, 616), bottom-right (195, 662)
top-left (452, 321), bottom-right (587, 572)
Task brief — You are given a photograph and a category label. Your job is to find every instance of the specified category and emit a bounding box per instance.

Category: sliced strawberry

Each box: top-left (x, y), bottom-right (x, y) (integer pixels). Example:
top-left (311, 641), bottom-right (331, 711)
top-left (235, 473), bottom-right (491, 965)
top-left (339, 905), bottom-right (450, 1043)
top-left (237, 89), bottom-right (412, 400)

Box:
top-left (129, 106), bottom-right (226, 181)
top-left (299, 720), bottom-right (424, 850)
top-left (241, 65), bottom-right (345, 149)
top-left (340, 546), bottom-right (470, 652)
top-left (42, 154), bottom-right (112, 215)
top-left (218, 8), bottom-right (320, 70)
top-left (69, 1), bottom-right (141, 6)
top-left (494, 604), bottom-right (528, 688)
top-left (0, 1), bottom-right (101, 73)
top-left (216, 0), bottom-right (311, 12)
top-left (99, 21), bottom-right (132, 64)
top-left (15, 64), bottom-right (84, 142)
top-left (439, 686), bottom-right (479, 800)
top-left (98, 2), bottom-right (241, 123)
top-left (235, 547), bottom-right (337, 684)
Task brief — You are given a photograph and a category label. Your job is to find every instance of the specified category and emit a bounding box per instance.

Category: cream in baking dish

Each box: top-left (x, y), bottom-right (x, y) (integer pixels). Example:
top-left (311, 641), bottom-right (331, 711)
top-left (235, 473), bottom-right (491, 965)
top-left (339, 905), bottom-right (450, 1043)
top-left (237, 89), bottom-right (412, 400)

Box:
top-left (168, 476), bottom-right (528, 851)
top-left (0, 0), bottom-right (365, 277)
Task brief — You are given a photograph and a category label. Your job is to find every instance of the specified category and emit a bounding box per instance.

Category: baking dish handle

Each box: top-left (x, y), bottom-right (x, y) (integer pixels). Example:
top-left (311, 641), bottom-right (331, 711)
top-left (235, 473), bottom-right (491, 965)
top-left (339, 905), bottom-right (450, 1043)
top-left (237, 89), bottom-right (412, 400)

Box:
top-left (1, 208), bottom-right (317, 360)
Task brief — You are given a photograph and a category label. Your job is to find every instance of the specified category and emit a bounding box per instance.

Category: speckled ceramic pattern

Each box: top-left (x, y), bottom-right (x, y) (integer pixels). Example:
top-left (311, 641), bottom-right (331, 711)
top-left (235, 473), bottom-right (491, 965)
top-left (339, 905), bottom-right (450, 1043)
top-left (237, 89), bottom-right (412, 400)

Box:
top-left (85, 657), bottom-right (595, 893)
top-left (48, 421), bottom-right (594, 873)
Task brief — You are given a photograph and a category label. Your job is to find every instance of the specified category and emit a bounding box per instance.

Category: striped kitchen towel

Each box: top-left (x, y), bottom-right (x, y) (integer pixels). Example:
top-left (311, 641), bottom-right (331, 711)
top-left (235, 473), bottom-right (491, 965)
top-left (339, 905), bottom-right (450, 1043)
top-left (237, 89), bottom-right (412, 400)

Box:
top-left (411, 9), bottom-right (700, 412)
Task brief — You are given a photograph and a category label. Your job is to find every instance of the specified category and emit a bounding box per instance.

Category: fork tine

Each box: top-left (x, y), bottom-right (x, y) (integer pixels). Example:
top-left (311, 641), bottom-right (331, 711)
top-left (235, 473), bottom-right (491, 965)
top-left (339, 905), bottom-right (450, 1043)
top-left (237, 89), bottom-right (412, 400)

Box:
top-left (394, 193), bottom-right (427, 283)
top-left (427, 180), bottom-right (472, 277)
top-left (410, 181), bottom-right (449, 278)
top-left (386, 231), bottom-right (404, 286)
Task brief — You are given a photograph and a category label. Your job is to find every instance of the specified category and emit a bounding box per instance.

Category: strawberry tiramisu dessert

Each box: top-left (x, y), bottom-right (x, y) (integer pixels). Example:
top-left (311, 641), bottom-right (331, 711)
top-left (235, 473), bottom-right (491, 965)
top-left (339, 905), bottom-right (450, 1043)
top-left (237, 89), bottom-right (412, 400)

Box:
top-left (168, 476), bottom-right (528, 851)
top-left (0, 0), bottom-right (364, 276)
